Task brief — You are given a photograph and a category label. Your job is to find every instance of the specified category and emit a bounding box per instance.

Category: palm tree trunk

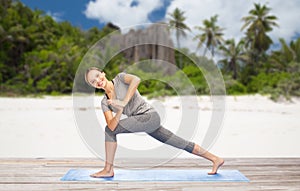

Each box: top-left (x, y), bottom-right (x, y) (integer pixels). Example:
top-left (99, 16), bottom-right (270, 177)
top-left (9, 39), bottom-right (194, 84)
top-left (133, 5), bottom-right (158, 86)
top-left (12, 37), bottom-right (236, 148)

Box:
top-left (176, 30), bottom-right (183, 68)
top-left (232, 60), bottom-right (237, 79)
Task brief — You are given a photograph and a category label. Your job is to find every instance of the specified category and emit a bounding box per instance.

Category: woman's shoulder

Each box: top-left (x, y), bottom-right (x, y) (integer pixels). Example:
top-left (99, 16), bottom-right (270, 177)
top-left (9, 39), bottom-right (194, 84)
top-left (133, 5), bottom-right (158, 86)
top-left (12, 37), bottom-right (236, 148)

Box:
top-left (114, 72), bottom-right (127, 83)
top-left (116, 72), bottom-right (127, 78)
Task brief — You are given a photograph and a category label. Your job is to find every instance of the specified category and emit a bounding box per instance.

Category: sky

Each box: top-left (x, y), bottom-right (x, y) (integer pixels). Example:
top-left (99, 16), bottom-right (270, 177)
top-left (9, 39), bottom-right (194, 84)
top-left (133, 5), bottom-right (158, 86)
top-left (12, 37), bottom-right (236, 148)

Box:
top-left (20, 0), bottom-right (300, 45)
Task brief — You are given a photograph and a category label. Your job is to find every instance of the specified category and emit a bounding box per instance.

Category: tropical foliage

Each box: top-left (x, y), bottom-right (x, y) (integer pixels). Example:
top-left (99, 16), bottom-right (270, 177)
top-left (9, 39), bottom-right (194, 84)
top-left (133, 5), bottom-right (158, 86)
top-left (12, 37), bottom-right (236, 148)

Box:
top-left (0, 1), bottom-right (299, 101)
top-left (0, 0), bottom-right (117, 95)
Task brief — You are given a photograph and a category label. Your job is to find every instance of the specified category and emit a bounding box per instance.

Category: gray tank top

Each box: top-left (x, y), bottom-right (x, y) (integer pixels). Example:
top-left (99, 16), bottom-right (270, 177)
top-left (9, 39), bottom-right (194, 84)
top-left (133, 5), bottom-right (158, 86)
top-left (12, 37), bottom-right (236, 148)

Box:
top-left (101, 73), bottom-right (153, 116)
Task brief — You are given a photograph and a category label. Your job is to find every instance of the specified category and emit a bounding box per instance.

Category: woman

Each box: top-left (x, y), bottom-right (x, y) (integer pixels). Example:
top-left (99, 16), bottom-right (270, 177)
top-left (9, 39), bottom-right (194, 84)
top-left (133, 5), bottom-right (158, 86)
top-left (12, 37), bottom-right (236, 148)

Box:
top-left (85, 67), bottom-right (224, 178)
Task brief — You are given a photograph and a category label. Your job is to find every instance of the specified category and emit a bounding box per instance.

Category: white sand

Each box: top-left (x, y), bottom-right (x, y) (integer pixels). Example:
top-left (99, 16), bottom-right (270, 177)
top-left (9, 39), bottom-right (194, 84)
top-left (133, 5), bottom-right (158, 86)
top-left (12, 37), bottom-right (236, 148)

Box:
top-left (0, 95), bottom-right (299, 158)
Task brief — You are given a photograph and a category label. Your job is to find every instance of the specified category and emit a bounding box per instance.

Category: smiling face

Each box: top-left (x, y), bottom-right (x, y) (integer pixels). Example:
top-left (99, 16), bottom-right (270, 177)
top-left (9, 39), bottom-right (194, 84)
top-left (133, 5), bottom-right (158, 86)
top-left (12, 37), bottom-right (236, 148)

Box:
top-left (86, 69), bottom-right (107, 89)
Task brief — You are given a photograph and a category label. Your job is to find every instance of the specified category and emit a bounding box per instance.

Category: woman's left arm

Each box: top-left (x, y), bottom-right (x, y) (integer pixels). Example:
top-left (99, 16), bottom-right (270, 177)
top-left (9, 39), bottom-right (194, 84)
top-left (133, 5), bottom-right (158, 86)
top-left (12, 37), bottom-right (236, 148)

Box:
top-left (123, 73), bottom-right (140, 104)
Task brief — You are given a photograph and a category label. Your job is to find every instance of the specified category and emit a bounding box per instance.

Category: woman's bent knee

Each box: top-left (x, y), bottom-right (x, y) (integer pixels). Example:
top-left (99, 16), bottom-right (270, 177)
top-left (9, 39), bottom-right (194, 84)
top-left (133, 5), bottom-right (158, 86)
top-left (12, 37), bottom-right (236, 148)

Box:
top-left (105, 125), bottom-right (117, 142)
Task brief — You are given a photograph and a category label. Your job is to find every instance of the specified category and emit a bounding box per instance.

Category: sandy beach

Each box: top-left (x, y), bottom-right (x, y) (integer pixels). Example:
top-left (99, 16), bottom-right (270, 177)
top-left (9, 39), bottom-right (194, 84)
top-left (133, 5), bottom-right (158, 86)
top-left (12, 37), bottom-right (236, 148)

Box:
top-left (0, 95), bottom-right (299, 158)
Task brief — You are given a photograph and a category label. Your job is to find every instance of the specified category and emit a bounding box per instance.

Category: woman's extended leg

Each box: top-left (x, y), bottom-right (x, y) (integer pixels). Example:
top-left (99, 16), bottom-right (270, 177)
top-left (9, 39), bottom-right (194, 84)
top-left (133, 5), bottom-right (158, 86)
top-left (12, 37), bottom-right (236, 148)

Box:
top-left (148, 126), bottom-right (224, 174)
top-left (90, 142), bottom-right (117, 178)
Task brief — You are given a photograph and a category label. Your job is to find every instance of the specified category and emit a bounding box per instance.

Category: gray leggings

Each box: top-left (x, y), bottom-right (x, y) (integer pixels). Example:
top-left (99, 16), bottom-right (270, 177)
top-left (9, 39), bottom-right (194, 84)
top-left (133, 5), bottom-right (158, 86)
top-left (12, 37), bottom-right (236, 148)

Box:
top-left (105, 111), bottom-right (195, 153)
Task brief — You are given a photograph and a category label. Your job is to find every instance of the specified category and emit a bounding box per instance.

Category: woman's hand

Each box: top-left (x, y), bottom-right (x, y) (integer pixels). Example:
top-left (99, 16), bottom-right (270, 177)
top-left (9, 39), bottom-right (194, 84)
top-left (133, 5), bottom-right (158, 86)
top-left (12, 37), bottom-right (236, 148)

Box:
top-left (108, 99), bottom-right (128, 109)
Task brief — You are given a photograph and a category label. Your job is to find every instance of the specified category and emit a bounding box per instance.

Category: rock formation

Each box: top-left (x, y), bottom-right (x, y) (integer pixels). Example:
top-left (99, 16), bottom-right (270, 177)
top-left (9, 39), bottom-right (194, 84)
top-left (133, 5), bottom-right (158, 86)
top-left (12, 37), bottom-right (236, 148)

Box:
top-left (111, 23), bottom-right (176, 66)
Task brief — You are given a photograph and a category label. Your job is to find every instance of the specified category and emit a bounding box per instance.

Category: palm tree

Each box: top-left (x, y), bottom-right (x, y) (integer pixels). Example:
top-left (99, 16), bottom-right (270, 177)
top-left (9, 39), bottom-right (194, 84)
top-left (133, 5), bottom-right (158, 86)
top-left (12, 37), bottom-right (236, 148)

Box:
top-left (270, 38), bottom-right (300, 73)
top-left (219, 39), bottom-right (247, 79)
top-left (241, 3), bottom-right (278, 55)
top-left (194, 15), bottom-right (224, 56)
top-left (168, 7), bottom-right (190, 68)
top-left (268, 38), bottom-right (300, 98)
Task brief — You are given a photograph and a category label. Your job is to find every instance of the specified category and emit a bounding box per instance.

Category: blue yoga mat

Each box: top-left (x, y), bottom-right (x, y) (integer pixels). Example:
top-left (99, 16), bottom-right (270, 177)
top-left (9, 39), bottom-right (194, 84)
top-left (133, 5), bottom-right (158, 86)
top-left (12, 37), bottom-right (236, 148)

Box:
top-left (61, 169), bottom-right (249, 182)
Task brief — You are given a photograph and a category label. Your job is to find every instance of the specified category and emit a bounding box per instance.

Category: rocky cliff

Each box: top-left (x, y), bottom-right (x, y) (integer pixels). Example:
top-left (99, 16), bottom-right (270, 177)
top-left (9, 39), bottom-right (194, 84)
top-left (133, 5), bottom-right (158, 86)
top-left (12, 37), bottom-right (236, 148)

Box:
top-left (111, 24), bottom-right (175, 66)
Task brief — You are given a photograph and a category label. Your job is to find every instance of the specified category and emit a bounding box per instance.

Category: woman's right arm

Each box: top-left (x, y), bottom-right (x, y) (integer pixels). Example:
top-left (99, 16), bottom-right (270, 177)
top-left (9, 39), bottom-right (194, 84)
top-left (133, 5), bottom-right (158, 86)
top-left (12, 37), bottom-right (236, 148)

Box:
top-left (103, 109), bottom-right (123, 131)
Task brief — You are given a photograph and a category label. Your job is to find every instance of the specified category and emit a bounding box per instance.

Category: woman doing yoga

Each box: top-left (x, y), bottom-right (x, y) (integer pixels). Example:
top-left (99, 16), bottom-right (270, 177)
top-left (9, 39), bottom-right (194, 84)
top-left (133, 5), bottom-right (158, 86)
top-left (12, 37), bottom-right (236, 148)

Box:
top-left (85, 67), bottom-right (224, 178)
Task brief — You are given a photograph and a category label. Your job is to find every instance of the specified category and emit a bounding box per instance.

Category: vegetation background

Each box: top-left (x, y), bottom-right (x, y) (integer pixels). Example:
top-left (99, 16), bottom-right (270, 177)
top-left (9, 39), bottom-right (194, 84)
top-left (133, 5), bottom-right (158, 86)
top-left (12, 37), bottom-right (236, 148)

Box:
top-left (1, 0), bottom-right (299, 100)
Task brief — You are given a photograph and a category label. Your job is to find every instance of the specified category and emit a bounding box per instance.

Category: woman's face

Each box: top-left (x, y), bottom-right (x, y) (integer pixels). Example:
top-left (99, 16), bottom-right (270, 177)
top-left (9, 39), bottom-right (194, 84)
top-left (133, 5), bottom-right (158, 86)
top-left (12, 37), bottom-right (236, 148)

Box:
top-left (87, 69), bottom-right (107, 89)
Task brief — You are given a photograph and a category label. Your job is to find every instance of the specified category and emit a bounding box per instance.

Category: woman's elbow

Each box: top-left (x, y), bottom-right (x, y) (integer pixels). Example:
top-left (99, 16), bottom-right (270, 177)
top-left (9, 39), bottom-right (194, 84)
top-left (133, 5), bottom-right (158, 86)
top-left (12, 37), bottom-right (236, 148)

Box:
top-left (134, 76), bottom-right (141, 85)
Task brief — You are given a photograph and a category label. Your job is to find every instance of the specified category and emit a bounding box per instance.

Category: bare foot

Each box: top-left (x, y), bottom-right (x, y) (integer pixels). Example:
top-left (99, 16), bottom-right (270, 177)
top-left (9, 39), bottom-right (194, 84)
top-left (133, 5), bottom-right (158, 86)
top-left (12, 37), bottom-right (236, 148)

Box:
top-left (208, 158), bottom-right (224, 175)
top-left (90, 169), bottom-right (114, 178)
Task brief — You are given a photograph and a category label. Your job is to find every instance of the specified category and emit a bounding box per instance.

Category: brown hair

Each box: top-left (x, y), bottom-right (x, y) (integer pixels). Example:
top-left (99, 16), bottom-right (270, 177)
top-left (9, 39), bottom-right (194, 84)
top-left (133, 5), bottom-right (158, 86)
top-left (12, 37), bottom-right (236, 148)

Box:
top-left (84, 67), bottom-right (102, 87)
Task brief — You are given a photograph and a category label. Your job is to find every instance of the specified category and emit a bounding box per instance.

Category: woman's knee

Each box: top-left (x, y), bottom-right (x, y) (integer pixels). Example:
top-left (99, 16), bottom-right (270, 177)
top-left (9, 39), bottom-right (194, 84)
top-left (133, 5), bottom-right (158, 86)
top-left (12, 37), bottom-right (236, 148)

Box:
top-left (146, 112), bottom-right (161, 132)
top-left (105, 125), bottom-right (117, 142)
top-left (105, 125), bottom-right (111, 132)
